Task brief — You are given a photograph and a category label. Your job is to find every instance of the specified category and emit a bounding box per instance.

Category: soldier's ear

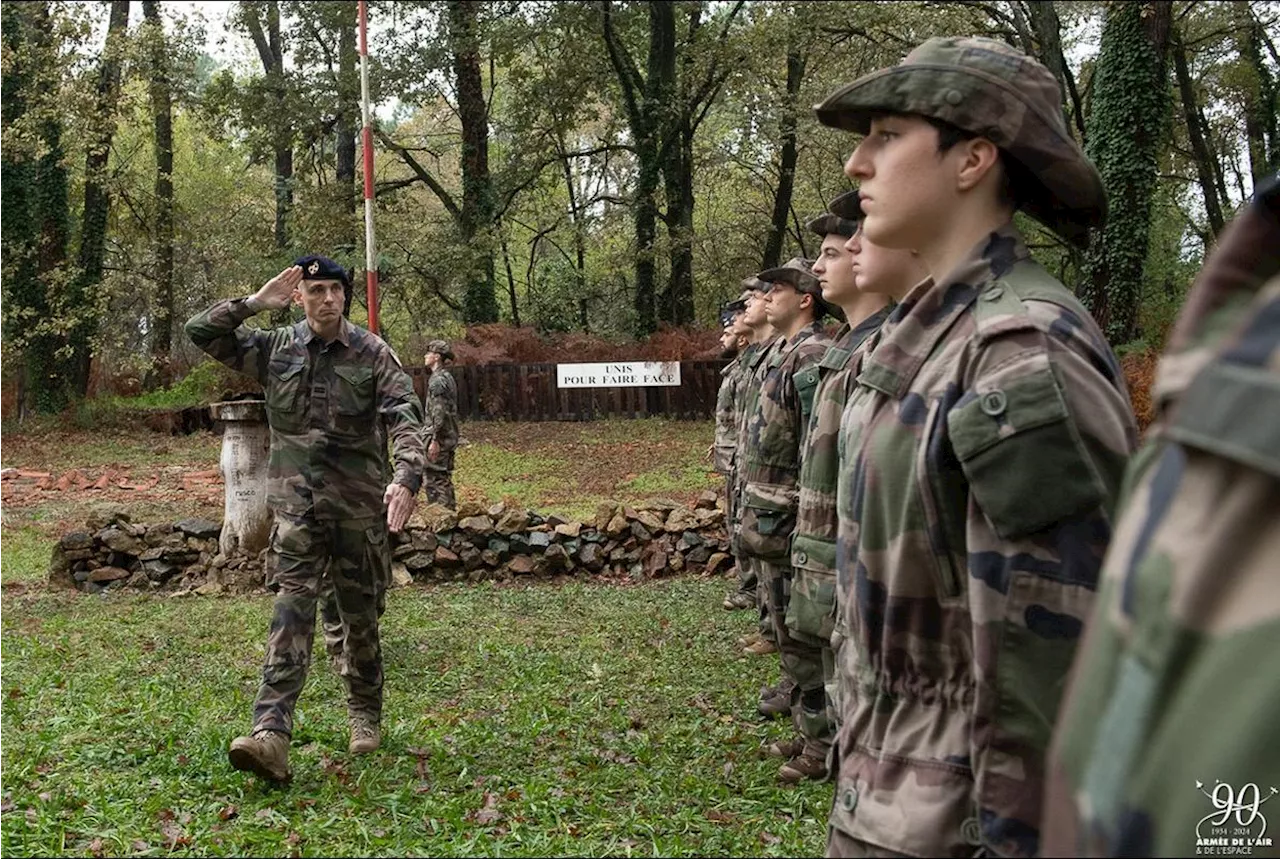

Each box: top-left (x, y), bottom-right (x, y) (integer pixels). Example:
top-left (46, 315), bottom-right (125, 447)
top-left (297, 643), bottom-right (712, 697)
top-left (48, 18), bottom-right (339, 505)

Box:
top-left (291, 286), bottom-right (303, 307)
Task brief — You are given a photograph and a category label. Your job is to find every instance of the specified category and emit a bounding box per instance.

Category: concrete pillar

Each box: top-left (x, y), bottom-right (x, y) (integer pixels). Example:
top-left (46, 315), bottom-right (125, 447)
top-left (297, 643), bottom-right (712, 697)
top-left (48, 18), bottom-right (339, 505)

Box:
top-left (211, 399), bottom-right (272, 556)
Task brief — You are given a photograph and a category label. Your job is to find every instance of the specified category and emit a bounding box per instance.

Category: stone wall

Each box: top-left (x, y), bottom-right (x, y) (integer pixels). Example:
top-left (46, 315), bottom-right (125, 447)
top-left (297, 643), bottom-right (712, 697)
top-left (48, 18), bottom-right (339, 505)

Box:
top-left (48, 492), bottom-right (733, 596)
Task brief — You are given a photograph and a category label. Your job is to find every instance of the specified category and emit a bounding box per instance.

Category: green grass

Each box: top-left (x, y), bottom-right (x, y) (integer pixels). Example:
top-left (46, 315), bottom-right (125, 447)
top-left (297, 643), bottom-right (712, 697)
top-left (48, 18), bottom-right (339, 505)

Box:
top-left (1, 579), bottom-right (829, 857)
top-left (0, 526), bottom-right (50, 584)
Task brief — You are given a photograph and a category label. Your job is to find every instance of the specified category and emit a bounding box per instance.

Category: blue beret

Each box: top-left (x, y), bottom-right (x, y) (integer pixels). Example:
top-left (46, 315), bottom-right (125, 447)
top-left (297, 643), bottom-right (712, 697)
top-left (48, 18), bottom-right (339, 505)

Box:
top-left (294, 254), bottom-right (351, 286)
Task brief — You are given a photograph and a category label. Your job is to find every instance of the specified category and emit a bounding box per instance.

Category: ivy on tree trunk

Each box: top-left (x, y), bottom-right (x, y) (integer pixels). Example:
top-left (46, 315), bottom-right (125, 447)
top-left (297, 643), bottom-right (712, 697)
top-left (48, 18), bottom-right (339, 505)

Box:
top-left (1081, 0), bottom-right (1173, 346)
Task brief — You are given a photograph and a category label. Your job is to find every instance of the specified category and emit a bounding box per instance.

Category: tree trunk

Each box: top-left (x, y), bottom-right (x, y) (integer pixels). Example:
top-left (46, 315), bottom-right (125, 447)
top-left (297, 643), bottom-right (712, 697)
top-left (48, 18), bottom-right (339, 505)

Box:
top-left (500, 236), bottom-right (521, 327)
top-left (30, 0), bottom-right (70, 412)
top-left (143, 0), bottom-right (175, 387)
top-left (558, 136), bottom-right (591, 332)
top-left (448, 0), bottom-right (498, 324)
top-left (242, 1), bottom-right (292, 249)
top-left (1025, 0), bottom-right (1086, 142)
top-left (1234, 0), bottom-right (1280, 184)
top-left (761, 46), bottom-right (805, 270)
top-left (1081, 0), bottom-right (1173, 345)
top-left (70, 0), bottom-right (130, 398)
top-left (661, 120), bottom-right (695, 325)
top-left (1172, 29), bottom-right (1227, 238)
top-left (601, 0), bottom-right (675, 336)
top-left (334, 0), bottom-right (358, 252)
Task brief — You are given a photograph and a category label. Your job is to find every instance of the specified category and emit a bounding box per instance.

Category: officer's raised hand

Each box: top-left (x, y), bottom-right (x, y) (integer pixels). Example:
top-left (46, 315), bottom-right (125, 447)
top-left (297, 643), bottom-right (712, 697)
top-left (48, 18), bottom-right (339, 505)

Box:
top-left (251, 266), bottom-right (304, 311)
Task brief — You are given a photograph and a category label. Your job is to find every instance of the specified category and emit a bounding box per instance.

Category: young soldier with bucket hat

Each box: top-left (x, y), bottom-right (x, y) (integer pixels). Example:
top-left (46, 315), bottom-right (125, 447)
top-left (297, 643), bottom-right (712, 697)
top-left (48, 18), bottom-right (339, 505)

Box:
top-left (813, 37), bottom-right (1139, 856)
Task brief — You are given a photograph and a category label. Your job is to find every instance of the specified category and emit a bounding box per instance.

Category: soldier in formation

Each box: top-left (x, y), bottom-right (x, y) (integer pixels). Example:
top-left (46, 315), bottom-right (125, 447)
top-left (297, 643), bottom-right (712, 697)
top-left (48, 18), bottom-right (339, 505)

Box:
top-left (711, 299), bottom-right (754, 612)
top-left (422, 339), bottom-right (460, 510)
top-left (812, 36), bottom-right (1138, 856)
top-left (186, 254), bottom-right (425, 783)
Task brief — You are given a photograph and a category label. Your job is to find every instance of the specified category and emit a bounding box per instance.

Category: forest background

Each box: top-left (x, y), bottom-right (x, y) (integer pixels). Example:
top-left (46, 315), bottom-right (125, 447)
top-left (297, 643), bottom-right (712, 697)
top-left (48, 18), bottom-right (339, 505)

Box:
top-left (2, 0), bottom-right (1278, 419)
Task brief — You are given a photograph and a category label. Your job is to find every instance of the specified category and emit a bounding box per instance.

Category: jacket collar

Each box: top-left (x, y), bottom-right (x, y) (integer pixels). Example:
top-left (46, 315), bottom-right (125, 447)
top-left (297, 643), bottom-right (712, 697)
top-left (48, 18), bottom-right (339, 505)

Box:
top-left (858, 223), bottom-right (1028, 398)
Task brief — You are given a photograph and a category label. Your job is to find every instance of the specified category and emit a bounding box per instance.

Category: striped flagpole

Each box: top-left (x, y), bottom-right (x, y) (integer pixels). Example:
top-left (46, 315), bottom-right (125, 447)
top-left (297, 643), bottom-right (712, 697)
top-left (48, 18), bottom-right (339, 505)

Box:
top-left (358, 0), bottom-right (379, 335)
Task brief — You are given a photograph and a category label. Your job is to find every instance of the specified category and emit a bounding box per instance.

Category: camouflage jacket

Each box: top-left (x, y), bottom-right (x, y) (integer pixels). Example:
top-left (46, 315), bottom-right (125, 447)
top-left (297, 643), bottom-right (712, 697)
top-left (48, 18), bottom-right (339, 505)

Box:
top-left (786, 307), bottom-right (889, 643)
top-left (830, 224), bottom-right (1138, 857)
top-left (1042, 179), bottom-right (1280, 858)
top-left (424, 368), bottom-right (459, 453)
top-left (713, 355), bottom-right (741, 474)
top-left (730, 338), bottom-right (778, 531)
top-left (739, 321), bottom-right (833, 562)
top-left (185, 298), bottom-right (425, 520)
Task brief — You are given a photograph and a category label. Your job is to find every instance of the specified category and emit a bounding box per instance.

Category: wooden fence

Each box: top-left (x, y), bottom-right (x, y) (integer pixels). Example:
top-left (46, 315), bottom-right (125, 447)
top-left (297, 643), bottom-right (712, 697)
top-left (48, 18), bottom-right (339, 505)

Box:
top-left (407, 361), bottom-right (726, 421)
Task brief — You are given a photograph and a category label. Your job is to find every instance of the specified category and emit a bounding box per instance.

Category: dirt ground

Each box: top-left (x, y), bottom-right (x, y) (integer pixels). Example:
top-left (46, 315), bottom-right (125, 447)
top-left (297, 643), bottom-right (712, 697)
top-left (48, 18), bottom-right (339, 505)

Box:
top-left (0, 418), bottom-right (719, 539)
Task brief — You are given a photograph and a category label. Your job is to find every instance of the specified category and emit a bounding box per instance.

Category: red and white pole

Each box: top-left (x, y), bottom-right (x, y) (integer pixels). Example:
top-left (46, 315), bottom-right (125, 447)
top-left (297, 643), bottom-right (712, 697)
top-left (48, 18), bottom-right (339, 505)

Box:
top-left (358, 0), bottom-right (379, 335)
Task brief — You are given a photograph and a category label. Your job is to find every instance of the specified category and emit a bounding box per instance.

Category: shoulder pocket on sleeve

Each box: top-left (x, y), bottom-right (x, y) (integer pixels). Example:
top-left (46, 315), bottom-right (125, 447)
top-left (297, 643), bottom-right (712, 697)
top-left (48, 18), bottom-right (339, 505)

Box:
top-left (947, 362), bottom-right (1107, 540)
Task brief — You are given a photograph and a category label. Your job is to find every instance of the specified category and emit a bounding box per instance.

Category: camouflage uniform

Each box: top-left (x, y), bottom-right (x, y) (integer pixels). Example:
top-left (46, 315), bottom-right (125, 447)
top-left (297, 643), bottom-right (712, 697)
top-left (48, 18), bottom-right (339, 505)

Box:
top-left (740, 307), bottom-right (834, 758)
top-left (787, 307), bottom-right (888, 725)
top-left (185, 298), bottom-right (424, 736)
top-left (1042, 177), bottom-right (1280, 857)
top-left (735, 335), bottom-right (781, 641)
top-left (814, 37), bottom-right (1135, 857)
top-left (715, 352), bottom-right (755, 603)
top-left (423, 366), bottom-right (459, 509)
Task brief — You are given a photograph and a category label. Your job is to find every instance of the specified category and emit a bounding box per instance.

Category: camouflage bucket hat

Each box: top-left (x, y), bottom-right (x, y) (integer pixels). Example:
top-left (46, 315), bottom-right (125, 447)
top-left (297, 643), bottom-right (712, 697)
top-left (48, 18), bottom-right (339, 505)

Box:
top-left (426, 339), bottom-right (454, 360)
top-left (813, 36), bottom-right (1106, 250)
top-left (756, 257), bottom-right (844, 321)
top-left (741, 274), bottom-right (770, 293)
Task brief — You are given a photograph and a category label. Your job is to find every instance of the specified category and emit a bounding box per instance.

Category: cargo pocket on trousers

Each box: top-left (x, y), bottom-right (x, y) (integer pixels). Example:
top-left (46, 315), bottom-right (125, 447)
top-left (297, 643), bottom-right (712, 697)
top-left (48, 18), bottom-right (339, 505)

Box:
top-left (365, 523), bottom-right (390, 617)
top-left (740, 503), bottom-right (795, 561)
top-left (787, 533), bottom-right (838, 641)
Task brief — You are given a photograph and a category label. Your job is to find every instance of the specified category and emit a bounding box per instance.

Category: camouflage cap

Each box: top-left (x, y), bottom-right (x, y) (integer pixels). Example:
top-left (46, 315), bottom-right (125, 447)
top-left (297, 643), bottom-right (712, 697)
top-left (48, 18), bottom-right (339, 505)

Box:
top-left (829, 189), bottom-right (864, 222)
top-left (756, 257), bottom-right (842, 320)
top-left (426, 339), bottom-right (454, 360)
top-left (807, 190), bottom-right (864, 238)
top-left (813, 36), bottom-right (1105, 250)
top-left (741, 274), bottom-right (770, 292)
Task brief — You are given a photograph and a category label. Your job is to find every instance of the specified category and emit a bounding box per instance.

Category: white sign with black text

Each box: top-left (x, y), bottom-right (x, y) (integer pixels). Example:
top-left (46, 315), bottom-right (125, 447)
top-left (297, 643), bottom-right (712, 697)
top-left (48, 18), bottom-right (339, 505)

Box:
top-left (555, 361), bottom-right (681, 389)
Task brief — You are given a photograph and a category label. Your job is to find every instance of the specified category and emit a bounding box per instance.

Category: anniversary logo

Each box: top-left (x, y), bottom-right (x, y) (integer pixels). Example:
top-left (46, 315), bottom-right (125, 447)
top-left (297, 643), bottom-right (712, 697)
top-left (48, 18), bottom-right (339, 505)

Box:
top-left (1195, 780), bottom-right (1278, 856)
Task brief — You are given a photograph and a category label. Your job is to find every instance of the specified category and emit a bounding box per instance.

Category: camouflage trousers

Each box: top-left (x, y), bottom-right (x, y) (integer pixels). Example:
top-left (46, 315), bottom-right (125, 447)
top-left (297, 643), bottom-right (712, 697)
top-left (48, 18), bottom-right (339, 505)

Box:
top-left (424, 451), bottom-right (456, 509)
top-left (725, 471), bottom-right (756, 599)
top-left (759, 559), bottom-right (833, 758)
top-left (252, 511), bottom-right (390, 736)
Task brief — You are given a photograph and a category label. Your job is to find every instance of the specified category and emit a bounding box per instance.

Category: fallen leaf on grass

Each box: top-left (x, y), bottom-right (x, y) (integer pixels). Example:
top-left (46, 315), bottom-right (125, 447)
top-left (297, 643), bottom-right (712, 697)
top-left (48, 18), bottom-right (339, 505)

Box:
top-left (467, 791), bottom-right (504, 826)
top-left (87, 837), bottom-right (106, 858)
top-left (131, 840), bottom-right (150, 852)
top-left (218, 804), bottom-right (238, 821)
top-left (705, 809), bottom-right (737, 824)
top-left (0, 796), bottom-right (13, 813)
top-left (760, 832), bottom-right (782, 845)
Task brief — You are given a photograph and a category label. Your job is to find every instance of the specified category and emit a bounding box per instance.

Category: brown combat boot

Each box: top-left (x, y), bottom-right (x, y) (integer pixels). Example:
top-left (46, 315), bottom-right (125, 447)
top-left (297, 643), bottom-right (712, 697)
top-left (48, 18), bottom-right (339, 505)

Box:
top-left (766, 737), bottom-right (805, 758)
top-left (349, 715), bottom-right (381, 755)
top-left (743, 638), bottom-right (778, 656)
top-left (723, 592), bottom-right (754, 611)
top-left (228, 729), bottom-right (291, 783)
top-left (778, 752), bottom-right (830, 784)
top-left (757, 688), bottom-right (792, 720)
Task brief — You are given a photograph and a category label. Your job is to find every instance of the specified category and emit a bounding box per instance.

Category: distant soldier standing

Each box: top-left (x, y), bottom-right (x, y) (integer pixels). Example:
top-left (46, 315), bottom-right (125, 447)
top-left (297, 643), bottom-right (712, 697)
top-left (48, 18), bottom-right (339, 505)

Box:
top-left (186, 255), bottom-right (424, 783)
top-left (711, 299), bottom-right (752, 611)
top-left (777, 193), bottom-right (896, 783)
top-left (422, 339), bottom-right (459, 510)
top-left (738, 257), bottom-right (835, 766)
top-left (815, 38), bottom-right (1138, 856)
top-left (731, 278), bottom-right (781, 656)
